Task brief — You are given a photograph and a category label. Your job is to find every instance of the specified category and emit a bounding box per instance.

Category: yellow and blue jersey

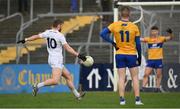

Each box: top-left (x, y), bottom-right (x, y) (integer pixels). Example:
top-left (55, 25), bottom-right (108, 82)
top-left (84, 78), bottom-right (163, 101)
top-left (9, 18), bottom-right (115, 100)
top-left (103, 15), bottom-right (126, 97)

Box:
top-left (108, 21), bottom-right (140, 55)
top-left (144, 36), bottom-right (166, 60)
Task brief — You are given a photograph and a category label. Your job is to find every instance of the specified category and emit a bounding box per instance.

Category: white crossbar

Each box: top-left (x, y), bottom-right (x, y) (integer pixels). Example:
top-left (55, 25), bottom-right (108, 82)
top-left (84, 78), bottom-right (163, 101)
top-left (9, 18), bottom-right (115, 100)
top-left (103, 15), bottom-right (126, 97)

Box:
top-left (117, 2), bottom-right (180, 6)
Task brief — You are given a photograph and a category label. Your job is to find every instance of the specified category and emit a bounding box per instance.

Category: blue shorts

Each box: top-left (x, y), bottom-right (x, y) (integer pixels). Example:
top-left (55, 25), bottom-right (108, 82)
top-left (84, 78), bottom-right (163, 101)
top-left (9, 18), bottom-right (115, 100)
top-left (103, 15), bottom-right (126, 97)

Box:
top-left (146, 59), bottom-right (163, 69)
top-left (115, 54), bottom-right (138, 68)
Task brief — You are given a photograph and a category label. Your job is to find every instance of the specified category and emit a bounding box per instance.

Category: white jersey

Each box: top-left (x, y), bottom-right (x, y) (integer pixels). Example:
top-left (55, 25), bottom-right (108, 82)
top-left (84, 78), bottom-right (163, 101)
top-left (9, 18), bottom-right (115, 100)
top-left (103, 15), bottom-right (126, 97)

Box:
top-left (39, 29), bottom-right (67, 69)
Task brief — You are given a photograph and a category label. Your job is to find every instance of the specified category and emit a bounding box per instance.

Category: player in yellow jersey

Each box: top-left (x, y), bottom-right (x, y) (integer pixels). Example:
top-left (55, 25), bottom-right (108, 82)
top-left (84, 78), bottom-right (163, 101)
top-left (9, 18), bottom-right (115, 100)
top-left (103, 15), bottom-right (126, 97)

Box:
top-left (100, 6), bottom-right (143, 105)
top-left (141, 26), bottom-right (173, 92)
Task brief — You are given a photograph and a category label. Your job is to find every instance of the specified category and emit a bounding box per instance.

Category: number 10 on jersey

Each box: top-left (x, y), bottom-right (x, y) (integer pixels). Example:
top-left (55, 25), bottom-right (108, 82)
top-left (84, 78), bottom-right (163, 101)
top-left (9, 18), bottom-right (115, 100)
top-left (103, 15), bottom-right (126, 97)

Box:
top-left (47, 38), bottom-right (57, 49)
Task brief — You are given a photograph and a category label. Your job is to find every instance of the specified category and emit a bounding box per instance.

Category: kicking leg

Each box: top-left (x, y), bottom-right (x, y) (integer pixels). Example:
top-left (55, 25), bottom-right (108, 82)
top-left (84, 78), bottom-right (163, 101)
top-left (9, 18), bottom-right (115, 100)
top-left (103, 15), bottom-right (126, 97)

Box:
top-left (62, 67), bottom-right (85, 100)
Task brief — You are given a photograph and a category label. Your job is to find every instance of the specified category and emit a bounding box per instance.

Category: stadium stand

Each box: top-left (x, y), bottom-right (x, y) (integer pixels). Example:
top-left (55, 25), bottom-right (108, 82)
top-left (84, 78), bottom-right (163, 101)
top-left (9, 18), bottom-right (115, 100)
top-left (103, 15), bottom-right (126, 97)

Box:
top-left (0, 17), bottom-right (21, 44)
top-left (0, 16), bottom-right (99, 64)
top-left (0, 0), bottom-right (180, 64)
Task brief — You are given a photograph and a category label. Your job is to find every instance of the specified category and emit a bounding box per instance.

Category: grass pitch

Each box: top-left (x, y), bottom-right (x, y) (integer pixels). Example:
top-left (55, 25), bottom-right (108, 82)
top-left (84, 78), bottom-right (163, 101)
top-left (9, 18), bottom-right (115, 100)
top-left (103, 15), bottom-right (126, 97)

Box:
top-left (0, 92), bottom-right (180, 108)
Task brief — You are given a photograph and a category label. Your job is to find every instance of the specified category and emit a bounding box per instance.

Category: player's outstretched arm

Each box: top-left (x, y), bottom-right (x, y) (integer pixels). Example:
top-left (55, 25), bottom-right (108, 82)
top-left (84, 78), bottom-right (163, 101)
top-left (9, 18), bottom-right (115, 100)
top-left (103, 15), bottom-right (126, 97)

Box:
top-left (100, 28), bottom-right (119, 50)
top-left (17, 35), bottom-right (41, 44)
top-left (165, 28), bottom-right (173, 41)
top-left (63, 43), bottom-right (87, 61)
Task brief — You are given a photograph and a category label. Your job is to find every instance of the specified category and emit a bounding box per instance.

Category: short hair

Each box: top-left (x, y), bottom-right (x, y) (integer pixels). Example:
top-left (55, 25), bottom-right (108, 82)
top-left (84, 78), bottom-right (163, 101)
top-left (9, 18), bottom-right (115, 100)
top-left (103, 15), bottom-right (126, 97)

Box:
top-left (120, 6), bottom-right (130, 13)
top-left (120, 6), bottom-right (130, 17)
top-left (151, 26), bottom-right (159, 30)
top-left (52, 19), bottom-right (63, 27)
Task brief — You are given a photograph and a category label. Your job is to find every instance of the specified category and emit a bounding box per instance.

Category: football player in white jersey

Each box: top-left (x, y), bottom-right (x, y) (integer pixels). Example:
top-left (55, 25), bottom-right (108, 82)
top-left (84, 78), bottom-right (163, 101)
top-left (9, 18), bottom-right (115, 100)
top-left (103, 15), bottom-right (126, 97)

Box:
top-left (17, 19), bottom-right (86, 100)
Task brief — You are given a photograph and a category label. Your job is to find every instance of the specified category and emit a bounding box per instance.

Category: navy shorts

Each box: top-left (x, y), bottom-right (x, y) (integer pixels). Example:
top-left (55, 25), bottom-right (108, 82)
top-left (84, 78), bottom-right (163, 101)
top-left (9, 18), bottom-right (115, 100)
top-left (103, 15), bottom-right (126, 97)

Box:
top-left (115, 54), bottom-right (138, 68)
top-left (146, 59), bottom-right (163, 69)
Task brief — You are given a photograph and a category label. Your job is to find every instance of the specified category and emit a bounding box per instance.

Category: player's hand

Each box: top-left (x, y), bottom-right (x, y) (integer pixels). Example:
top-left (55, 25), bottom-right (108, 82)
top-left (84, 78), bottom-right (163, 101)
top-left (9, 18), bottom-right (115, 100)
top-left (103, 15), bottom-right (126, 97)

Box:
top-left (112, 42), bottom-right (119, 50)
top-left (17, 39), bottom-right (26, 44)
top-left (166, 28), bottom-right (173, 34)
top-left (78, 54), bottom-right (87, 61)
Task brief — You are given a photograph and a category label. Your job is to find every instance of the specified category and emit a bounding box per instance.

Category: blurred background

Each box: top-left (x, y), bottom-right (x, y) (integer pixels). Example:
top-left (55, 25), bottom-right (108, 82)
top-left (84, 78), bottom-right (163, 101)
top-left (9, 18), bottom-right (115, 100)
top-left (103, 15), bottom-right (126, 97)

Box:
top-left (0, 0), bottom-right (180, 64)
top-left (0, 0), bottom-right (180, 108)
top-left (0, 0), bottom-right (180, 93)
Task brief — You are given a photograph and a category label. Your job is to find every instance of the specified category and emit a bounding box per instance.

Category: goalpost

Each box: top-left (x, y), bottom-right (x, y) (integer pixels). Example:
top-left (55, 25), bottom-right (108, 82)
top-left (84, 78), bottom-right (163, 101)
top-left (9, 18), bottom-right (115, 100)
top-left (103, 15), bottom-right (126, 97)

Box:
top-left (113, 1), bottom-right (180, 91)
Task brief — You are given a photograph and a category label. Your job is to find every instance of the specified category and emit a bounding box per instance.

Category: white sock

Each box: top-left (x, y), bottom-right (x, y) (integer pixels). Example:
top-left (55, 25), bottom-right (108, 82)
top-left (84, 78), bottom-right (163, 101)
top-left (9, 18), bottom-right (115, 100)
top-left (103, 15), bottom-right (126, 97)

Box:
top-left (72, 88), bottom-right (80, 97)
top-left (37, 82), bottom-right (45, 88)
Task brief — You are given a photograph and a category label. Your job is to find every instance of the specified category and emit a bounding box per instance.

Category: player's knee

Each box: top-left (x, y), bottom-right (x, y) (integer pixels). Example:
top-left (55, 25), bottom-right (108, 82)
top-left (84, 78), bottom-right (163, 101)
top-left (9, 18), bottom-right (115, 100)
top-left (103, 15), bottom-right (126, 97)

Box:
top-left (156, 73), bottom-right (162, 79)
top-left (53, 80), bottom-right (59, 85)
top-left (143, 73), bottom-right (149, 78)
top-left (52, 78), bottom-right (59, 85)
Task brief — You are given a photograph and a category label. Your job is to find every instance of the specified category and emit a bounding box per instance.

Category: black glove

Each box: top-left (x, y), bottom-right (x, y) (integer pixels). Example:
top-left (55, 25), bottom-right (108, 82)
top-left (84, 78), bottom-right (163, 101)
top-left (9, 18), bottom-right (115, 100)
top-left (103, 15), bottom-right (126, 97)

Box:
top-left (166, 28), bottom-right (173, 34)
top-left (137, 55), bottom-right (141, 66)
top-left (112, 42), bottom-right (119, 50)
top-left (78, 54), bottom-right (87, 61)
top-left (17, 39), bottom-right (26, 44)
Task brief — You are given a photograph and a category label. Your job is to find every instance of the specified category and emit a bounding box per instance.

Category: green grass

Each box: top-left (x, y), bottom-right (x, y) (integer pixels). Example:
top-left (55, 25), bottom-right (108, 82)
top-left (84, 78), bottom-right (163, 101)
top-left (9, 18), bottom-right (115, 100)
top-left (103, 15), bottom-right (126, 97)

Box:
top-left (0, 92), bottom-right (180, 108)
